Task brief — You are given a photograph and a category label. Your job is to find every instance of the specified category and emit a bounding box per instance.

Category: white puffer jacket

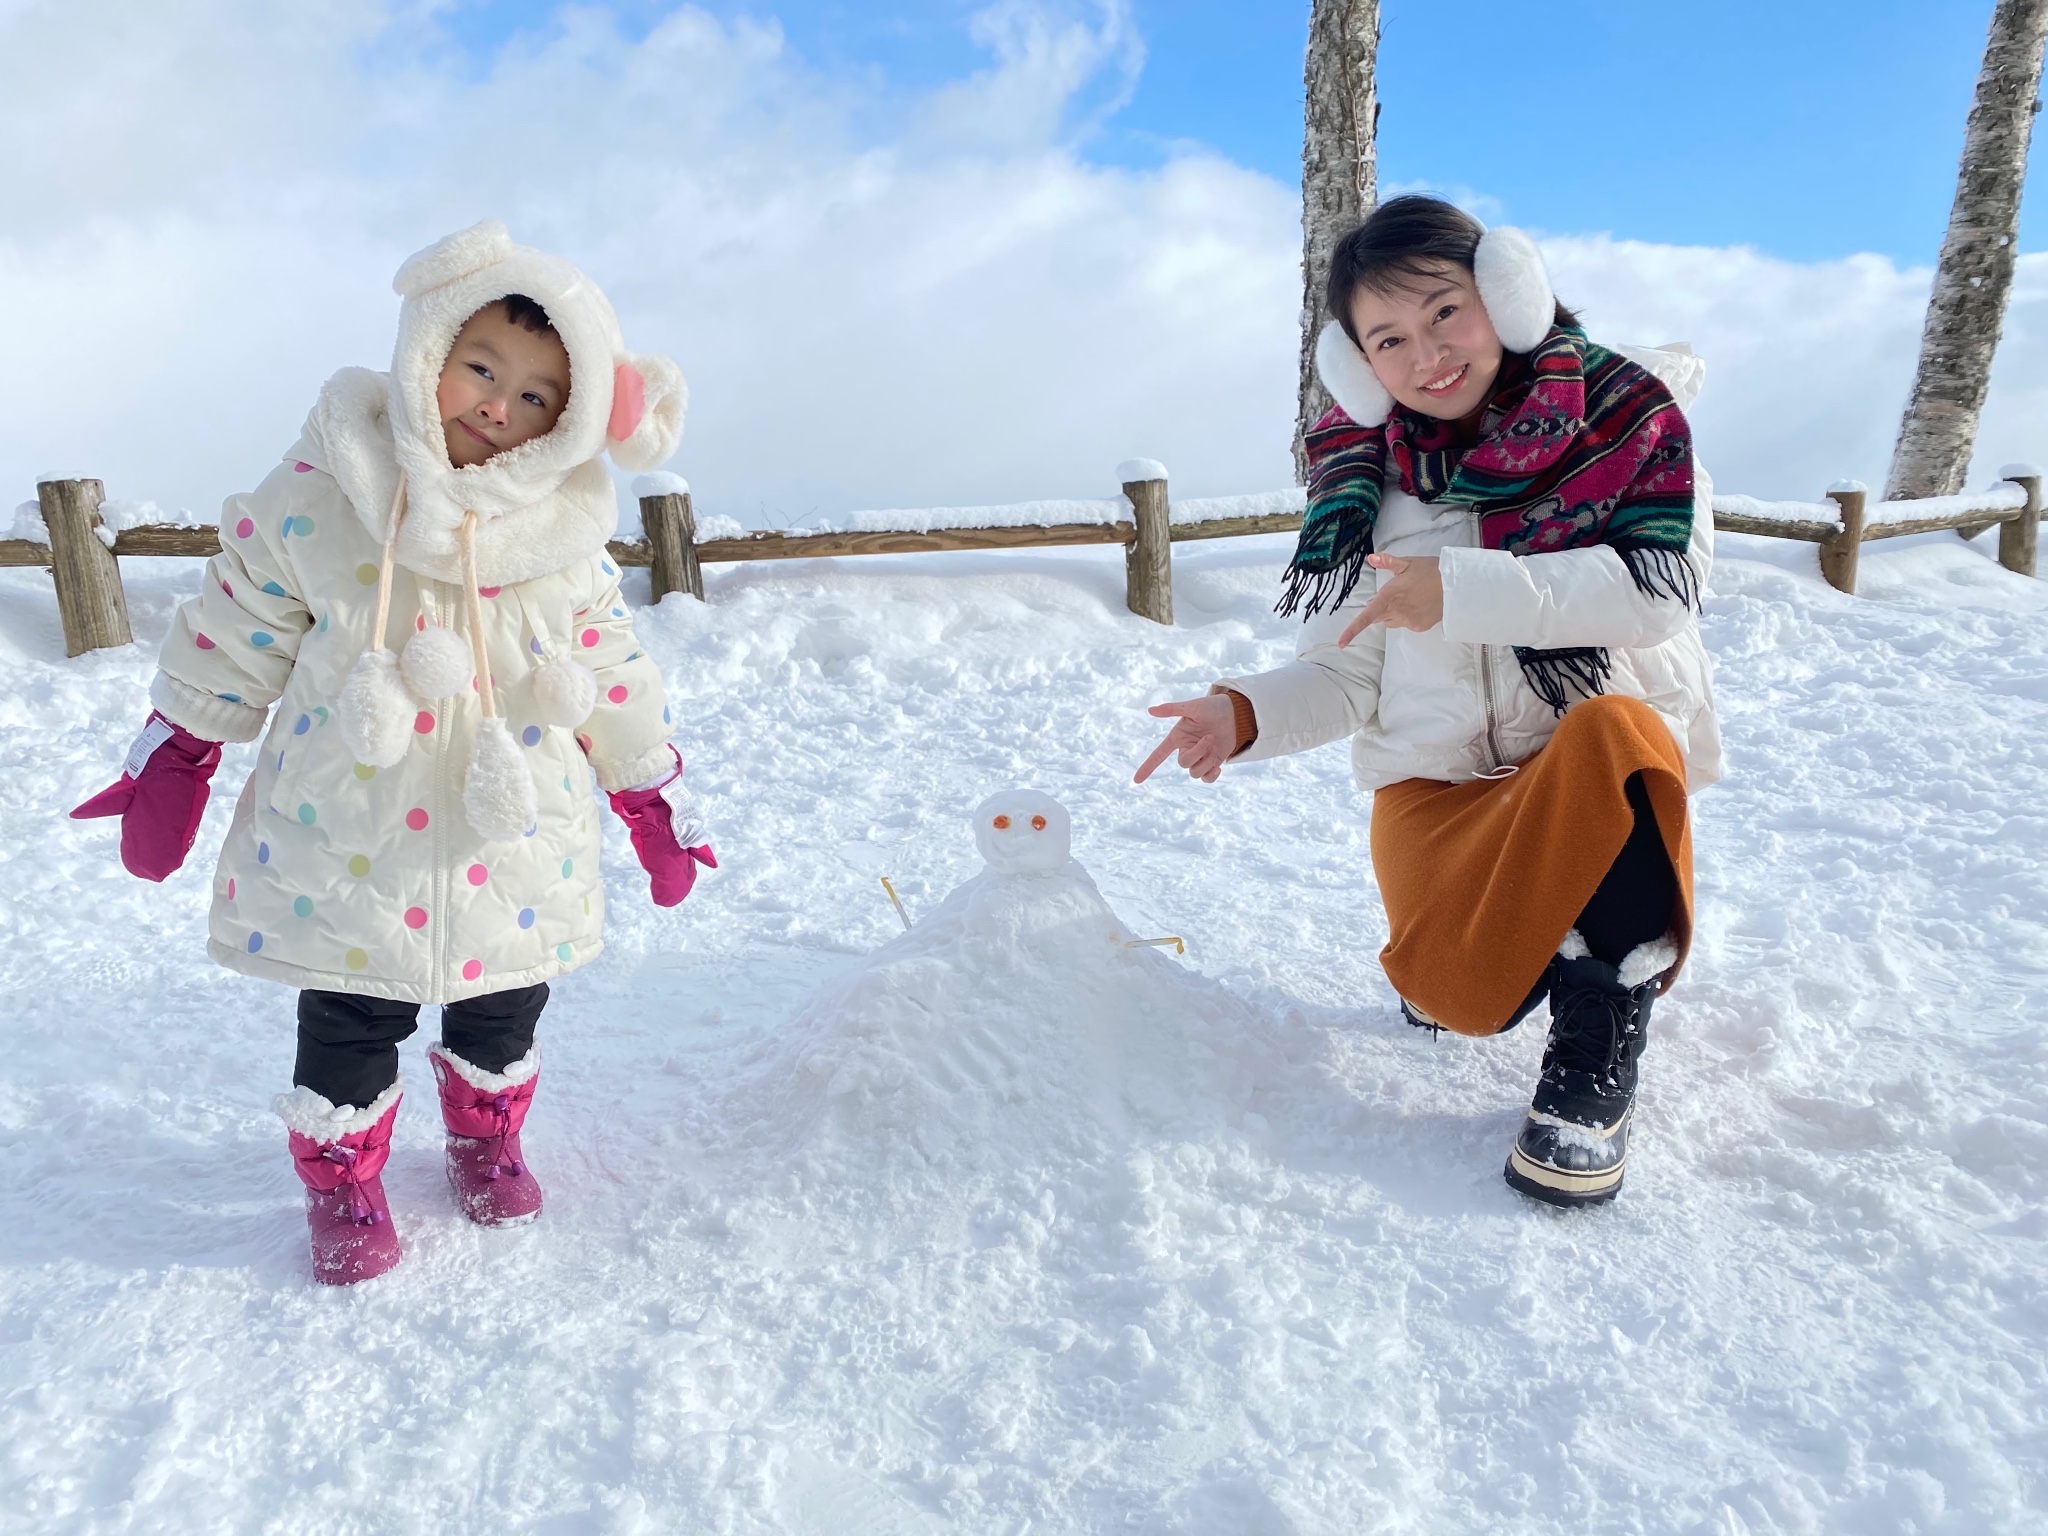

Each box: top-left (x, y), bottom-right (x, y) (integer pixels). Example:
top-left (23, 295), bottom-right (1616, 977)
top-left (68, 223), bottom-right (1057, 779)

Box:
top-left (149, 223), bottom-right (691, 1003)
top-left (1222, 345), bottom-right (1722, 794)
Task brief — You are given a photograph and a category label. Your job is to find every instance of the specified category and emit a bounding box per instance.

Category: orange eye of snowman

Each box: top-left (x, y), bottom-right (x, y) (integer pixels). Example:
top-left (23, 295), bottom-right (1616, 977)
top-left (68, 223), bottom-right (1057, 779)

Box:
top-left (1031, 815), bottom-right (1047, 830)
top-left (992, 815), bottom-right (1011, 829)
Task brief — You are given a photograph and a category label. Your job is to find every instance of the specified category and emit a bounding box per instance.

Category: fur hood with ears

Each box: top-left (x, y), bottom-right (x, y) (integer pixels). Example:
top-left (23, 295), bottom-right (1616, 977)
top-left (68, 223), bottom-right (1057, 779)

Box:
top-left (298, 220), bottom-right (687, 588)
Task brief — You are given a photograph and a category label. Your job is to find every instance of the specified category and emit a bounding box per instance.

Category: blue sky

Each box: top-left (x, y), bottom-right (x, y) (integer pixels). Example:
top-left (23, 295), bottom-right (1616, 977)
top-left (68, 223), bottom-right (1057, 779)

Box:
top-left (438, 0), bottom-right (2039, 265)
top-left (8, 0), bottom-right (2045, 519)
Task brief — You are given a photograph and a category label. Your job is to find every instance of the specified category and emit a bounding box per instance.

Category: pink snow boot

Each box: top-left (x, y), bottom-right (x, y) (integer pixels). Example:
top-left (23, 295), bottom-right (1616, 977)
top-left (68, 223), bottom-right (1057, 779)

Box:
top-left (429, 1044), bottom-right (543, 1227)
top-left (276, 1084), bottom-right (404, 1286)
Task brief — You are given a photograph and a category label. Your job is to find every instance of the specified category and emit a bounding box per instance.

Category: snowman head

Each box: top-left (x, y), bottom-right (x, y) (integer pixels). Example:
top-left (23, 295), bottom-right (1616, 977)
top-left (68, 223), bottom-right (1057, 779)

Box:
top-left (972, 790), bottom-right (1072, 875)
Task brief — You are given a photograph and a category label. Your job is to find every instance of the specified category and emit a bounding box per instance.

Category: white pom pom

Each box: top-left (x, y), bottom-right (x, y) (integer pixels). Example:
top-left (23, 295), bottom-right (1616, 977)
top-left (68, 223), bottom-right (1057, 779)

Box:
top-left (531, 659), bottom-right (597, 728)
top-left (337, 650), bottom-right (414, 768)
top-left (464, 718), bottom-right (537, 841)
top-left (399, 626), bottom-right (472, 701)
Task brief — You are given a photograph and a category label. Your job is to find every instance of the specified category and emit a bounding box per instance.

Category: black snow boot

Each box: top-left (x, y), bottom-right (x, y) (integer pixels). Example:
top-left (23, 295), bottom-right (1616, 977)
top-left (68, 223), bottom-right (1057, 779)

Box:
top-left (1504, 942), bottom-right (1668, 1208)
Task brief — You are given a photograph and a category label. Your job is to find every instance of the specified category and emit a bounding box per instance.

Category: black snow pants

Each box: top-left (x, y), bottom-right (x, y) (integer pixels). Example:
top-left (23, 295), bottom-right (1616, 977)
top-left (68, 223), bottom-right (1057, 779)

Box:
top-left (294, 984), bottom-right (550, 1109)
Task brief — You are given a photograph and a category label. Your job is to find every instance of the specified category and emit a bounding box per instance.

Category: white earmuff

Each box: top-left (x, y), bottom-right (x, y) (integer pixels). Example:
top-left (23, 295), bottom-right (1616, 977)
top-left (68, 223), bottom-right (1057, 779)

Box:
top-left (1472, 226), bottom-right (1556, 354)
top-left (1313, 320), bottom-right (1393, 428)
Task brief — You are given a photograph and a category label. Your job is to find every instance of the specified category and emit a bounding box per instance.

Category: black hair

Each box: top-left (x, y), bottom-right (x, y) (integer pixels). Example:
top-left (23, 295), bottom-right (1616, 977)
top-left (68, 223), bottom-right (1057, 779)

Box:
top-left (1324, 194), bottom-right (1578, 347)
top-left (498, 293), bottom-right (557, 336)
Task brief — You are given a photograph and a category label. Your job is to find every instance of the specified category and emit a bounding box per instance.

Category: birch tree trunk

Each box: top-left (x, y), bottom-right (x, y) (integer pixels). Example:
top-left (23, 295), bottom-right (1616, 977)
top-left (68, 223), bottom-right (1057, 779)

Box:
top-left (1295, 0), bottom-right (1380, 483)
top-left (1886, 0), bottom-right (2048, 501)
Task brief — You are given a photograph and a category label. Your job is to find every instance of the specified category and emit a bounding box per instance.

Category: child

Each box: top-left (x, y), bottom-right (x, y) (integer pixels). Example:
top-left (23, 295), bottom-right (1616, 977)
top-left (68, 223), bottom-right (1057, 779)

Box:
top-left (72, 221), bottom-right (715, 1284)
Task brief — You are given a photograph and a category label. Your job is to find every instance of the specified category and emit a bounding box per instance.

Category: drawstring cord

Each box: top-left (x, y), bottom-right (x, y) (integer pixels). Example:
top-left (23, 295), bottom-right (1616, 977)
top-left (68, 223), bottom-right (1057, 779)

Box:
top-left (457, 511), bottom-right (498, 722)
top-left (321, 1142), bottom-right (387, 1225)
top-left (367, 470), bottom-right (409, 653)
top-left (482, 1092), bottom-right (525, 1181)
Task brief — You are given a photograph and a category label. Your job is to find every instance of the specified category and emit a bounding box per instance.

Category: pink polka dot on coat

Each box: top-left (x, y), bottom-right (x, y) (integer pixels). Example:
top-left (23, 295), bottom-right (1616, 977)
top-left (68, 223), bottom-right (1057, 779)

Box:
top-left (194, 632), bottom-right (215, 650)
top-left (579, 629), bottom-right (600, 649)
top-left (462, 959), bottom-right (483, 981)
top-left (414, 711), bottom-right (435, 734)
top-left (405, 808), bottom-right (429, 831)
top-left (293, 461), bottom-right (311, 473)
top-left (478, 586), bottom-right (500, 599)
top-left (234, 517), bottom-right (254, 539)
top-left (606, 685), bottom-right (628, 704)
top-left (404, 907), bottom-right (427, 930)
top-left (467, 863), bottom-right (488, 886)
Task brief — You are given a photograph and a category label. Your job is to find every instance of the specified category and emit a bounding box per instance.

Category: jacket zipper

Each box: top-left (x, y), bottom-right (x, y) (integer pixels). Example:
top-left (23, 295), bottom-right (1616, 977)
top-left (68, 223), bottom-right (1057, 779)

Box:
top-left (431, 578), bottom-right (451, 991)
top-left (1467, 505), bottom-right (1512, 778)
top-left (1478, 643), bottom-right (1507, 773)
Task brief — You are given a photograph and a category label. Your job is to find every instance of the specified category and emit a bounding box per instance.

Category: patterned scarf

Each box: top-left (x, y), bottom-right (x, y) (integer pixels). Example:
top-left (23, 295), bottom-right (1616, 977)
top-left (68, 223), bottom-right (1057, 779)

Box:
top-left (1281, 324), bottom-right (1697, 713)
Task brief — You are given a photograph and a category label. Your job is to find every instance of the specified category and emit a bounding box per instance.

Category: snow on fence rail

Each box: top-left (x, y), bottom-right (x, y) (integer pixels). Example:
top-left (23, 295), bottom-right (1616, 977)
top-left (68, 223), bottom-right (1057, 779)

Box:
top-left (2, 461), bottom-right (2041, 657)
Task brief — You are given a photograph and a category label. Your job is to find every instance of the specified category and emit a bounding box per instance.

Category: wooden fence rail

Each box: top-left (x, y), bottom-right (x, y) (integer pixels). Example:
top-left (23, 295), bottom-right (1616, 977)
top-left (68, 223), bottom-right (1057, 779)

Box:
top-left (3, 464), bottom-right (2041, 656)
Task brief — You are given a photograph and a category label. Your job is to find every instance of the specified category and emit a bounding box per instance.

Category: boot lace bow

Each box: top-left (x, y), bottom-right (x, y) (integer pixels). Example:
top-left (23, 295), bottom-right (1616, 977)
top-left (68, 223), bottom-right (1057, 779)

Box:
top-left (482, 1092), bottom-right (525, 1181)
top-left (321, 1143), bottom-right (386, 1226)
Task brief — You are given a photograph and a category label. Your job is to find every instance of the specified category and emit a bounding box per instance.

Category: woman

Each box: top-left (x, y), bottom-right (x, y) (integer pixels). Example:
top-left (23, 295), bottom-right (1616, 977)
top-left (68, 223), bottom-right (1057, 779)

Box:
top-left (1136, 195), bottom-right (1719, 1208)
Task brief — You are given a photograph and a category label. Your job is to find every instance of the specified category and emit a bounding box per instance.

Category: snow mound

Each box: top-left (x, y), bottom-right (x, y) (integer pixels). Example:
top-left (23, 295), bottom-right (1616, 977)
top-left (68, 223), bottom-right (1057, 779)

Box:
top-left (749, 790), bottom-right (1253, 1183)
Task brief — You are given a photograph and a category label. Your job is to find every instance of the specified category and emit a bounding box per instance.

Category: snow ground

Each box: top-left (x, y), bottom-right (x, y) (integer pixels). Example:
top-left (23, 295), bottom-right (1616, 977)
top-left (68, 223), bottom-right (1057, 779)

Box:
top-left (3, 526), bottom-right (2047, 1534)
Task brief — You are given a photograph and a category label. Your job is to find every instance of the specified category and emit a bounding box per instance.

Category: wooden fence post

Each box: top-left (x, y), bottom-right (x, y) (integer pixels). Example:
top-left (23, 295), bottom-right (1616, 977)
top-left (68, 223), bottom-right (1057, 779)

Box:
top-left (39, 478), bottom-right (132, 656)
top-left (1120, 459), bottom-right (1171, 625)
top-left (1819, 481), bottom-right (1867, 595)
top-left (1997, 462), bottom-right (2041, 579)
top-left (641, 491), bottom-right (704, 602)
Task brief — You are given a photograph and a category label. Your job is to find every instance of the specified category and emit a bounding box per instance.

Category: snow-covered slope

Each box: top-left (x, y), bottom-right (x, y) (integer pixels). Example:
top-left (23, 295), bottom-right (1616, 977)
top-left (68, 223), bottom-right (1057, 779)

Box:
top-left (3, 529), bottom-right (2045, 1533)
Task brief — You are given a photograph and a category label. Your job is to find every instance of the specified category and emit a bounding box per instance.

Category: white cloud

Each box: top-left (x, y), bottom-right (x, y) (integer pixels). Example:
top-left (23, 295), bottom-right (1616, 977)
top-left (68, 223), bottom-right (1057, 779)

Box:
top-left (1, 0), bottom-right (2040, 529)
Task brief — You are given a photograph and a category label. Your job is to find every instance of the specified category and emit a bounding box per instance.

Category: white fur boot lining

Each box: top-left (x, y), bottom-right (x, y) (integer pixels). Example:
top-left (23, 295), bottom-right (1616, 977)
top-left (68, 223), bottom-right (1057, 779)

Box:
top-left (428, 1042), bottom-right (541, 1093)
top-left (273, 1078), bottom-right (404, 1142)
top-left (1557, 929), bottom-right (1680, 989)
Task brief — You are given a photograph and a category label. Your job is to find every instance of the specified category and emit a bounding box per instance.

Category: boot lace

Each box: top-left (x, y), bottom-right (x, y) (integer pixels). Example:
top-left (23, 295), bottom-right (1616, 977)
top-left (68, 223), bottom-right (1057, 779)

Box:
top-left (321, 1143), bottom-right (386, 1226)
top-left (482, 1093), bottom-right (525, 1182)
top-left (1545, 981), bottom-right (1636, 1092)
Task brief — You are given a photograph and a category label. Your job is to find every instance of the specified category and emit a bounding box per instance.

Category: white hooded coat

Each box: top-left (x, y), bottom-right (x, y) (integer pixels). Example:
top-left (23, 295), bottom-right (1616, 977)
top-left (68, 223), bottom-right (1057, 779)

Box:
top-left (149, 222), bottom-right (689, 1004)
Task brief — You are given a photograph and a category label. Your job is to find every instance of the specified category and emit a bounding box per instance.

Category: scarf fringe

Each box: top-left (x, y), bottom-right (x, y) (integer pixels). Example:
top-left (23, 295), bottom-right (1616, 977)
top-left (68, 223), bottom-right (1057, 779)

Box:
top-left (1618, 544), bottom-right (1700, 611)
top-left (1275, 546), bottom-right (1372, 620)
top-left (1514, 645), bottom-right (1613, 717)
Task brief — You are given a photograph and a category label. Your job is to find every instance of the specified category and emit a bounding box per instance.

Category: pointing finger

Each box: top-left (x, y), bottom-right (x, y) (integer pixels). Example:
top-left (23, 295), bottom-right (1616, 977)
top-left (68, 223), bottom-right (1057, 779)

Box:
top-left (1134, 733), bottom-right (1180, 784)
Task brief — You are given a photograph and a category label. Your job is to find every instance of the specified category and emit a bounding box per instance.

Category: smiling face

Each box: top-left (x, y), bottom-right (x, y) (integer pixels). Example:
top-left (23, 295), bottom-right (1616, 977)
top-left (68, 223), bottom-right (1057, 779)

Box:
top-left (973, 791), bottom-right (1072, 874)
top-left (433, 301), bottom-right (572, 468)
top-left (1348, 262), bottom-right (1505, 423)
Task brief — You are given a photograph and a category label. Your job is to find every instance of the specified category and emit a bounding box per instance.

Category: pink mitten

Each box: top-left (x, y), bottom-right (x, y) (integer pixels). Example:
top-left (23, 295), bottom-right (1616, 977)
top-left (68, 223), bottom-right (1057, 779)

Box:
top-left (606, 753), bottom-right (716, 908)
top-left (71, 712), bottom-right (222, 882)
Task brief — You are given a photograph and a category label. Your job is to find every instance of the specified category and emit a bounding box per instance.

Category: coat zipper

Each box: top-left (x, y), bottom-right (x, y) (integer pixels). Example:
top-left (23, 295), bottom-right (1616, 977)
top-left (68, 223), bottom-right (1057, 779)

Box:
top-left (431, 578), bottom-right (452, 991)
top-left (1478, 643), bottom-right (1507, 773)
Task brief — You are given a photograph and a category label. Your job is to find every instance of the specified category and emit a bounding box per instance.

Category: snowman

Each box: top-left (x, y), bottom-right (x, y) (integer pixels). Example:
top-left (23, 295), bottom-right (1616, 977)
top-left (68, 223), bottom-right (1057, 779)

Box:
top-left (742, 790), bottom-right (1256, 1186)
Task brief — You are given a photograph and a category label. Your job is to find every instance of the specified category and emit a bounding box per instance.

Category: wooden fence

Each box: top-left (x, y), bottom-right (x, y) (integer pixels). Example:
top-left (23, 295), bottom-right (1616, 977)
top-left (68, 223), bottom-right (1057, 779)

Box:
top-left (2, 463), bottom-right (2041, 658)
